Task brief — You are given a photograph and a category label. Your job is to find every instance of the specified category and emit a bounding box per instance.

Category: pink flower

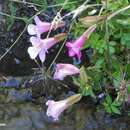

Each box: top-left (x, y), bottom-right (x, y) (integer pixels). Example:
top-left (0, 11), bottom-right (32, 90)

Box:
top-left (28, 33), bottom-right (66, 62)
top-left (46, 94), bottom-right (82, 121)
top-left (66, 24), bottom-right (96, 60)
top-left (27, 16), bottom-right (64, 38)
top-left (53, 63), bottom-right (80, 80)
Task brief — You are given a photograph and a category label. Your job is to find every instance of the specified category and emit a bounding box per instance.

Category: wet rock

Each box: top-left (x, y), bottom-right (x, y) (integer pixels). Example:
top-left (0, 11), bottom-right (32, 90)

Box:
top-left (6, 89), bottom-right (32, 102)
top-left (0, 93), bottom-right (6, 103)
top-left (20, 104), bottom-right (46, 130)
top-left (30, 111), bottom-right (46, 130)
top-left (4, 78), bottom-right (20, 89)
top-left (29, 75), bottom-right (69, 99)
top-left (5, 106), bottom-right (18, 118)
top-left (0, 109), bottom-right (4, 119)
top-left (4, 117), bottom-right (32, 130)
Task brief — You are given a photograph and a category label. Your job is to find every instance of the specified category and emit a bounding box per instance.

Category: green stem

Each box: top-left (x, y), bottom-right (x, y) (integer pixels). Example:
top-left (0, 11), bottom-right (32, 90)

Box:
top-left (0, 24), bottom-right (28, 61)
top-left (0, 12), bottom-right (28, 22)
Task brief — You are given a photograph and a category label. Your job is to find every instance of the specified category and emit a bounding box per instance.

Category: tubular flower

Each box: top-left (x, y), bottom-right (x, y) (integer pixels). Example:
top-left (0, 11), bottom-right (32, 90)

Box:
top-left (66, 24), bottom-right (96, 60)
top-left (53, 63), bottom-right (80, 80)
top-left (27, 16), bottom-right (64, 38)
top-left (28, 33), bottom-right (66, 62)
top-left (46, 94), bottom-right (82, 121)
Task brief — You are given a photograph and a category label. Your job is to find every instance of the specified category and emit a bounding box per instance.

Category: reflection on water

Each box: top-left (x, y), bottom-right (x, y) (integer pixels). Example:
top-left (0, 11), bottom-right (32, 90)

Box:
top-left (0, 98), bottom-right (130, 130)
top-left (0, 76), bottom-right (130, 130)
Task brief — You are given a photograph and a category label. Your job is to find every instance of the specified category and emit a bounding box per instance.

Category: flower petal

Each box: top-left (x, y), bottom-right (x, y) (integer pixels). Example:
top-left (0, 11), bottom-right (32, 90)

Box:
top-left (46, 94), bottom-right (82, 121)
top-left (30, 36), bottom-right (41, 47)
top-left (66, 42), bottom-right (81, 59)
top-left (27, 46), bottom-right (40, 59)
top-left (39, 49), bottom-right (46, 62)
top-left (54, 63), bottom-right (80, 80)
top-left (34, 16), bottom-right (51, 34)
top-left (53, 69), bottom-right (64, 80)
top-left (27, 24), bottom-right (37, 35)
top-left (46, 100), bottom-right (66, 121)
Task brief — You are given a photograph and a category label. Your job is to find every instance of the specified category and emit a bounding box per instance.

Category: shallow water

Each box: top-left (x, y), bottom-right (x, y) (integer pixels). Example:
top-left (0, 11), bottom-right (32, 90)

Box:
top-left (0, 86), bottom-right (130, 130)
top-left (0, 102), bottom-right (130, 130)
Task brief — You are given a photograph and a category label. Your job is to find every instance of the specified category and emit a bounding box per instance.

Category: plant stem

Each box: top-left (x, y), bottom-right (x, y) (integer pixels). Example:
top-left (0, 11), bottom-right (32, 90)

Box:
top-left (107, 5), bottom-right (130, 20)
top-left (0, 24), bottom-right (28, 61)
top-left (0, 12), bottom-right (27, 22)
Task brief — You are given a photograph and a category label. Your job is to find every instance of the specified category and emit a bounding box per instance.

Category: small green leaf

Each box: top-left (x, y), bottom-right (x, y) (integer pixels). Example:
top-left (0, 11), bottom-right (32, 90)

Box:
top-left (106, 95), bottom-right (112, 104)
top-left (127, 85), bottom-right (130, 94)
top-left (95, 58), bottom-right (104, 69)
top-left (111, 106), bottom-right (121, 114)
top-left (112, 100), bottom-right (121, 107)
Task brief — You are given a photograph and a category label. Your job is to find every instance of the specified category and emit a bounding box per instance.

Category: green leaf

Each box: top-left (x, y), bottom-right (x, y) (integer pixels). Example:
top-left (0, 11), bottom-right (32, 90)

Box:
top-left (106, 95), bottom-right (112, 104)
top-left (112, 100), bottom-right (121, 107)
top-left (125, 64), bottom-right (130, 79)
top-left (95, 58), bottom-right (104, 69)
top-left (112, 71), bottom-right (122, 88)
top-left (7, 2), bottom-right (17, 31)
top-left (111, 106), bottom-right (121, 114)
top-left (127, 85), bottom-right (130, 94)
top-left (103, 102), bottom-right (112, 114)
top-left (82, 84), bottom-right (95, 98)
top-left (116, 19), bottom-right (130, 26)
top-left (121, 33), bottom-right (130, 48)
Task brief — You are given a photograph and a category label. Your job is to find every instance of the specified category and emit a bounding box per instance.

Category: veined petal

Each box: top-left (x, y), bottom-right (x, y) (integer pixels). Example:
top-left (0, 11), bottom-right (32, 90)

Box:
top-left (68, 48), bottom-right (76, 57)
top-left (57, 64), bottom-right (80, 74)
top-left (74, 36), bottom-right (86, 47)
top-left (46, 94), bottom-right (82, 121)
top-left (41, 38), bottom-right (57, 50)
top-left (66, 26), bottom-right (96, 60)
top-left (66, 42), bottom-right (81, 59)
top-left (71, 47), bottom-right (82, 60)
top-left (34, 16), bottom-right (51, 34)
top-left (54, 63), bottom-right (80, 80)
top-left (39, 49), bottom-right (46, 62)
top-left (27, 46), bottom-right (40, 59)
top-left (66, 42), bottom-right (73, 47)
top-left (53, 69), bottom-right (64, 80)
top-left (27, 24), bottom-right (37, 35)
top-left (46, 100), bottom-right (67, 120)
top-left (30, 36), bottom-right (42, 47)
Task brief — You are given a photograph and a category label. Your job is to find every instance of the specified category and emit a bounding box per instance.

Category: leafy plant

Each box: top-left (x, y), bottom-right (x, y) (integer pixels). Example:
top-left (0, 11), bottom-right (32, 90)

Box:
top-left (73, 66), bottom-right (95, 98)
top-left (103, 95), bottom-right (121, 114)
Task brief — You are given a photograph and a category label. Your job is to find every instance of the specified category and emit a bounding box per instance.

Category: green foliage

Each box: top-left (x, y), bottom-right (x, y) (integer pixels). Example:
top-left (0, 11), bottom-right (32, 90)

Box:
top-left (72, 0), bottom-right (130, 115)
top-left (103, 95), bottom-right (121, 114)
top-left (127, 85), bottom-right (130, 94)
top-left (74, 66), bottom-right (96, 98)
top-left (32, 0), bottom-right (48, 9)
top-left (121, 33), bottom-right (130, 48)
top-left (7, 2), bottom-right (17, 31)
top-left (55, 0), bottom-right (81, 11)
top-left (6, 0), bottom-right (130, 116)
top-left (108, 0), bottom-right (128, 11)
top-left (73, 22), bottom-right (86, 38)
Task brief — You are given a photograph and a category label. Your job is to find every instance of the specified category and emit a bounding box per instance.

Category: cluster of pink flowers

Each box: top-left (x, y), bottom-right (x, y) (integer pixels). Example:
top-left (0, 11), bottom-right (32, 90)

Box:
top-left (27, 16), bottom-right (96, 121)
